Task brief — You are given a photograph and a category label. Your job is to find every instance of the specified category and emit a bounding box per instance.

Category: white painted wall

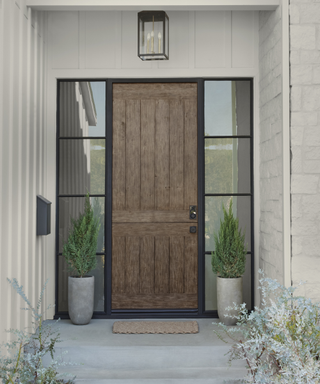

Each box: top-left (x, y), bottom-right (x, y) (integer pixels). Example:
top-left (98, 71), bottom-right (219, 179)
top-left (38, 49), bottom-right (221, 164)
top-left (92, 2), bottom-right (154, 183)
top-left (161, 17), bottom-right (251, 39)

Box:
top-left (0, 0), bottom-right (53, 345)
top-left (290, 0), bottom-right (320, 300)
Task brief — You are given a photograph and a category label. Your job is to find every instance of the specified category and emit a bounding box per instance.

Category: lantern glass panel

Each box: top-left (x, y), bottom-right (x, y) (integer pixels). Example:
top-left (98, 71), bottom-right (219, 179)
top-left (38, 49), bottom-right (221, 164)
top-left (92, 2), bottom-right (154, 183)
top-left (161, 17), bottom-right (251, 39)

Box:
top-left (164, 13), bottom-right (169, 58)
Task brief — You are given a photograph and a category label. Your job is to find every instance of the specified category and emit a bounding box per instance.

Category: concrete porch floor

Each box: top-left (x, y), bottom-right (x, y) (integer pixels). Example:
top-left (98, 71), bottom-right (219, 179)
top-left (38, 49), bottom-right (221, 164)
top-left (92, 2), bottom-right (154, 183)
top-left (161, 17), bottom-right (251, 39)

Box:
top-left (45, 318), bottom-right (247, 384)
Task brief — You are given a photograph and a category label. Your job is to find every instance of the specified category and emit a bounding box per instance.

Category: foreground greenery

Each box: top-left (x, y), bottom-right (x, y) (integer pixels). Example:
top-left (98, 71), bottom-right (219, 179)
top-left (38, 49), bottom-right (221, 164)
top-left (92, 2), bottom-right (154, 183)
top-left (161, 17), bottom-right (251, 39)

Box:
top-left (0, 279), bottom-right (75, 384)
top-left (214, 272), bottom-right (320, 383)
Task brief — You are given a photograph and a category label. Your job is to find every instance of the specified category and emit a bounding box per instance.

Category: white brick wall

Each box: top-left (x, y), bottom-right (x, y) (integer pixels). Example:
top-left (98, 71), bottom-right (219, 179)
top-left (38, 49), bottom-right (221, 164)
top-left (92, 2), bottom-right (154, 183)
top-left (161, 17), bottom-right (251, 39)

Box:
top-left (259, 7), bottom-right (284, 284)
top-left (290, 0), bottom-right (320, 300)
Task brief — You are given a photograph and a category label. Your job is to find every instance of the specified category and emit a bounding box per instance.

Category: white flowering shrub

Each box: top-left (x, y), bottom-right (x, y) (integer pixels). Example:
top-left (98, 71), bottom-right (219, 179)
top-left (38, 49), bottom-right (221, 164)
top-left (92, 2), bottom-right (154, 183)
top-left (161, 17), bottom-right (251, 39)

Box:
top-left (214, 271), bottom-right (320, 383)
top-left (0, 278), bottom-right (75, 384)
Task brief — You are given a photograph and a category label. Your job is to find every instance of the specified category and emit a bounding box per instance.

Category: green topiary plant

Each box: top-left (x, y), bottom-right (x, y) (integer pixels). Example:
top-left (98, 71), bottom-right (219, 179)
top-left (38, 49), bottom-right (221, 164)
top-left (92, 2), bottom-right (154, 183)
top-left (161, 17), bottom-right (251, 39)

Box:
top-left (211, 199), bottom-right (247, 278)
top-left (63, 193), bottom-right (100, 278)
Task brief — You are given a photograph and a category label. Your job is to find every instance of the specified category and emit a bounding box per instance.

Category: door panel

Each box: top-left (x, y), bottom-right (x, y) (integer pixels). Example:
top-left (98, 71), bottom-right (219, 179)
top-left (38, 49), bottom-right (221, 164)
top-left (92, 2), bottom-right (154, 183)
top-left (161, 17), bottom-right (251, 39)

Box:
top-left (112, 83), bottom-right (198, 310)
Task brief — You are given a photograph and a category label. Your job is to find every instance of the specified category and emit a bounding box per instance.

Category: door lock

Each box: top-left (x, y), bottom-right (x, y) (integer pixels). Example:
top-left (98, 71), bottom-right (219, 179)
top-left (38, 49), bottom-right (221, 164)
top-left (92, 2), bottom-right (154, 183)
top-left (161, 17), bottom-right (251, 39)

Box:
top-left (189, 205), bottom-right (197, 220)
top-left (190, 226), bottom-right (197, 234)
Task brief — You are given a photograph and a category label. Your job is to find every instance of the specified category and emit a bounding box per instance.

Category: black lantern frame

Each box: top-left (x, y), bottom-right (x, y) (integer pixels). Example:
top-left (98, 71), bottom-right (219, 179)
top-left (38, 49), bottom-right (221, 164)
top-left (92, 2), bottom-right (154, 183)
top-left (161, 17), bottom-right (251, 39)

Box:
top-left (138, 11), bottom-right (169, 61)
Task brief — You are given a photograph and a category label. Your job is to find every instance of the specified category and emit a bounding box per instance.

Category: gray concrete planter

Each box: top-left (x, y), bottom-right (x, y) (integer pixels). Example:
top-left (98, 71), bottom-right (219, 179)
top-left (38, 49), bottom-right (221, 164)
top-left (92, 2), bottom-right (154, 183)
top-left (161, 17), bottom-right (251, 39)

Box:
top-left (68, 276), bottom-right (94, 325)
top-left (217, 276), bottom-right (243, 326)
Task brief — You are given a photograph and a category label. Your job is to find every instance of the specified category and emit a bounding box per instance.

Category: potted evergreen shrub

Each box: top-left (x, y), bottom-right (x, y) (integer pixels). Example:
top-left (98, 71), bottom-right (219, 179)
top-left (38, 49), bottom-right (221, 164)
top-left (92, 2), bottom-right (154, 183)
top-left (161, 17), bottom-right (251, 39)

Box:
top-left (63, 193), bottom-right (100, 325)
top-left (211, 199), bottom-right (247, 325)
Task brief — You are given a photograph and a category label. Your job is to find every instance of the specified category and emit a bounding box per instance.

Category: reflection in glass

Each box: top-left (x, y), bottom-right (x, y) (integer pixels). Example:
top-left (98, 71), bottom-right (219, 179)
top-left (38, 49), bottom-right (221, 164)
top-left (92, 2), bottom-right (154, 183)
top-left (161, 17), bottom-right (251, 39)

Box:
top-left (59, 81), bottom-right (105, 137)
top-left (205, 254), bottom-right (217, 310)
top-left (58, 256), bottom-right (105, 312)
top-left (59, 197), bottom-right (105, 253)
top-left (205, 80), bottom-right (251, 136)
top-left (88, 82), bottom-right (106, 137)
top-left (59, 139), bottom-right (105, 195)
top-left (205, 196), bottom-right (251, 252)
top-left (205, 253), bottom-right (252, 311)
top-left (205, 138), bottom-right (250, 194)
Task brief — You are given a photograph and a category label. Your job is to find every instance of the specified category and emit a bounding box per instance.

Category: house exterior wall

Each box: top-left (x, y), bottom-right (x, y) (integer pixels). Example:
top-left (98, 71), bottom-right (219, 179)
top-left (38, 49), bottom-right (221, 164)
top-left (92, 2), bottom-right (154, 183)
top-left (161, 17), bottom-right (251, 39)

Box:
top-left (258, 7), bottom-right (284, 285)
top-left (0, 1), bottom-right (53, 345)
top-left (290, 0), bottom-right (320, 300)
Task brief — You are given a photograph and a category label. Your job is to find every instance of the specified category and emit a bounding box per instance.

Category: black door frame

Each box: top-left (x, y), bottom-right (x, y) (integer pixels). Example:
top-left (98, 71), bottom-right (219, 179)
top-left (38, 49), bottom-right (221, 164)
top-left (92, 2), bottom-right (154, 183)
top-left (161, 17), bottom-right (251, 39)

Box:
top-left (55, 78), bottom-right (254, 319)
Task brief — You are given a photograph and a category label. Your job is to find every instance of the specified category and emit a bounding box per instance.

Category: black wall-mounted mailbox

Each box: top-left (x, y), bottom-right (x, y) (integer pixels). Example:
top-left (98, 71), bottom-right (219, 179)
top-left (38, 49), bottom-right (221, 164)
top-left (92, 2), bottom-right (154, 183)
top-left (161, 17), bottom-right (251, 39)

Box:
top-left (37, 195), bottom-right (52, 236)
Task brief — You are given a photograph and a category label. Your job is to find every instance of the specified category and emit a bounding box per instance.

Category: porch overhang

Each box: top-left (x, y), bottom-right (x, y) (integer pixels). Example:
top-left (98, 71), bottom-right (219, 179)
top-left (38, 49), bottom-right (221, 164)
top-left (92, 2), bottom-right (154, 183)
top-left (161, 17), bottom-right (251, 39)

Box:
top-left (26, 0), bottom-right (279, 11)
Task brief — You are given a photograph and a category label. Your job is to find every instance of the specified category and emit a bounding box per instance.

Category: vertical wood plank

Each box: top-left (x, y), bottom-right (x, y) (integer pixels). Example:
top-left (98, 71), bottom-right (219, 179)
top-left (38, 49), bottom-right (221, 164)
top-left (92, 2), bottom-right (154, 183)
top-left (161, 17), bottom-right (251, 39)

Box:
top-left (126, 99), bottom-right (141, 210)
top-left (141, 100), bottom-right (155, 210)
top-left (184, 98), bottom-right (198, 209)
top-left (112, 236), bottom-right (126, 294)
top-left (185, 235), bottom-right (198, 294)
top-left (125, 236), bottom-right (140, 294)
top-left (140, 236), bottom-right (155, 294)
top-left (112, 98), bottom-right (126, 210)
top-left (170, 236), bottom-right (185, 293)
top-left (170, 100), bottom-right (184, 210)
top-left (154, 236), bottom-right (170, 294)
top-left (155, 99), bottom-right (170, 210)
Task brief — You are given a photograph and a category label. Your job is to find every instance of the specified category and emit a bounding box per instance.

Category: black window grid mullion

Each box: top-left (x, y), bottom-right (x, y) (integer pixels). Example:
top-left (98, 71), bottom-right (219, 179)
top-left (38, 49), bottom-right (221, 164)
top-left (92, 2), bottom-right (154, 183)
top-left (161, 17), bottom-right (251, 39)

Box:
top-left (204, 135), bottom-right (251, 139)
top-left (58, 136), bottom-right (106, 140)
top-left (58, 194), bottom-right (105, 197)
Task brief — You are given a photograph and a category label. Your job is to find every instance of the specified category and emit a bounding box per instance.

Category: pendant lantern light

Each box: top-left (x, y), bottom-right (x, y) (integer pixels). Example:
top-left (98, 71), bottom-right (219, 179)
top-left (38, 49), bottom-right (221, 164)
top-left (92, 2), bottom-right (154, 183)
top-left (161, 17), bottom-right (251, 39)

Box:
top-left (138, 11), bottom-right (169, 61)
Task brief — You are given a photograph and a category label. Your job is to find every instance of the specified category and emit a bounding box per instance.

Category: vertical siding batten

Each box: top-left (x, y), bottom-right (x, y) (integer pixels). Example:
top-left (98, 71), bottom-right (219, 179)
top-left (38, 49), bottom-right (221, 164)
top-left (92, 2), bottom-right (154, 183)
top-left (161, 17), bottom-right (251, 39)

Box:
top-left (0, 0), bottom-right (4, 342)
top-left (6, 0), bottom-right (15, 332)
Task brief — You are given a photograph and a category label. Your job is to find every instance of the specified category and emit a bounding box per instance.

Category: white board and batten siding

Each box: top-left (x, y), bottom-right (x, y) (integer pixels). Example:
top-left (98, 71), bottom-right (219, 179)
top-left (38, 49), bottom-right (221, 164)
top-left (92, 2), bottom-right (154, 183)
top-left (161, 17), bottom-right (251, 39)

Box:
top-left (0, 0), bottom-right (52, 344)
top-left (47, 10), bottom-right (258, 75)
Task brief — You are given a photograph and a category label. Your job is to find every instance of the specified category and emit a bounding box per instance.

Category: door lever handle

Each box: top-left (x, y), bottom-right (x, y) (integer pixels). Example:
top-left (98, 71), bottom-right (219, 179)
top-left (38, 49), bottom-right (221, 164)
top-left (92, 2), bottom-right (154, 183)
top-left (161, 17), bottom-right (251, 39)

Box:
top-left (189, 205), bottom-right (197, 220)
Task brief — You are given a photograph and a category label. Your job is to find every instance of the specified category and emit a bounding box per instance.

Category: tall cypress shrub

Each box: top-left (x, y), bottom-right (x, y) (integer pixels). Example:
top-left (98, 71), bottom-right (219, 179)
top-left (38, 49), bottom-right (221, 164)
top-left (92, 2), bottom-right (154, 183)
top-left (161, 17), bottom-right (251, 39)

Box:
top-left (63, 193), bottom-right (100, 278)
top-left (211, 200), bottom-right (247, 278)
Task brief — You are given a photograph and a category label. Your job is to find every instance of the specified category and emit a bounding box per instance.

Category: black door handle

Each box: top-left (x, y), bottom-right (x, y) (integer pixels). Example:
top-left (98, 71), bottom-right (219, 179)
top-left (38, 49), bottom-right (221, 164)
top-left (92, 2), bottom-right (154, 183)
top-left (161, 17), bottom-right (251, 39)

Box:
top-left (189, 205), bottom-right (197, 220)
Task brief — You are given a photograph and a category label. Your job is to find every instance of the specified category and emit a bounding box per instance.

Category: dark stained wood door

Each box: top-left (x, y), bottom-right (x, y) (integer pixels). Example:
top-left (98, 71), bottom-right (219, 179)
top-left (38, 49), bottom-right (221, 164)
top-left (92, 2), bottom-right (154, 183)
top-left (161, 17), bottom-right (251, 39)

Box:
top-left (112, 83), bottom-right (198, 310)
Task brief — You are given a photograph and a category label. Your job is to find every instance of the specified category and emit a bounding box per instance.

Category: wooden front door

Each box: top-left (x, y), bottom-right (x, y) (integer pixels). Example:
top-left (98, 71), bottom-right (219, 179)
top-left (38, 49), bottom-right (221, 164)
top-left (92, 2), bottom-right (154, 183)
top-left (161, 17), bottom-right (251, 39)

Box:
top-left (112, 83), bottom-right (198, 310)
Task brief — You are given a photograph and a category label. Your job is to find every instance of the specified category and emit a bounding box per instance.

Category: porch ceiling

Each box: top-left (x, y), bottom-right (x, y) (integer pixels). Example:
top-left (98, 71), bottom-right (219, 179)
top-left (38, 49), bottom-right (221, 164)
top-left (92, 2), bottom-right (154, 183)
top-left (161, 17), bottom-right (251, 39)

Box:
top-left (26, 0), bottom-right (279, 11)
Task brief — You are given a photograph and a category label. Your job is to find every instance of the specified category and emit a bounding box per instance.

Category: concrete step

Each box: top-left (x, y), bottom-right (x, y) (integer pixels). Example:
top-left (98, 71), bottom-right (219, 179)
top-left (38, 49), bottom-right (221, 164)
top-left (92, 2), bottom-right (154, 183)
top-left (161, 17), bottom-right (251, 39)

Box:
top-left (56, 346), bottom-right (247, 383)
top-left (65, 367), bottom-right (246, 383)
top-left (72, 379), bottom-right (243, 384)
top-left (57, 346), bottom-right (245, 370)
top-left (46, 319), bottom-right (247, 384)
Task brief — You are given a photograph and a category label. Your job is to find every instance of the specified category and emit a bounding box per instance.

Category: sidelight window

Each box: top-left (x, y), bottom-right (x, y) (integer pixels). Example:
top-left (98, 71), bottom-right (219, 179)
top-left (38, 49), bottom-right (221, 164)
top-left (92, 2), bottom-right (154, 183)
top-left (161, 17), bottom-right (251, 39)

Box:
top-left (204, 80), bottom-right (253, 311)
top-left (57, 81), bottom-right (106, 314)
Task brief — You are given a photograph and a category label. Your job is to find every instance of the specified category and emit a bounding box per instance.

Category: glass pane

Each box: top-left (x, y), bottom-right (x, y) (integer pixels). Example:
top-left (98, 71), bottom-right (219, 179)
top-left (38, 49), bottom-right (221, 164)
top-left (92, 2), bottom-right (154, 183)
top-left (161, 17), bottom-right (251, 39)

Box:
top-left (205, 254), bottom-right (217, 310)
top-left (205, 196), bottom-right (251, 252)
top-left (59, 139), bottom-right (105, 195)
top-left (59, 197), bottom-right (105, 253)
top-left (59, 81), bottom-right (106, 137)
top-left (243, 254), bottom-right (252, 310)
top-left (205, 138), bottom-right (250, 194)
top-left (205, 81), bottom-right (251, 136)
top-left (58, 255), bottom-right (105, 312)
top-left (205, 253), bottom-right (252, 311)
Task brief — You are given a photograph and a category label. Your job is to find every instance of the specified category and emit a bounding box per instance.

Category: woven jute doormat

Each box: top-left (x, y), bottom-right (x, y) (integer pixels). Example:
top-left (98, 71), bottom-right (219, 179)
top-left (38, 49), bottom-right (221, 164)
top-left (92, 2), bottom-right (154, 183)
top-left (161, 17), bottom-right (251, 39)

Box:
top-left (112, 321), bottom-right (199, 334)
